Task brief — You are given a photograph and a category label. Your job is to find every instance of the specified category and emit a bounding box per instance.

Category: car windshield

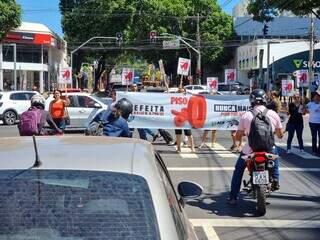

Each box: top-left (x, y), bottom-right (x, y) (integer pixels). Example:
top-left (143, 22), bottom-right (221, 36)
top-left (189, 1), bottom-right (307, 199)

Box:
top-left (0, 170), bottom-right (160, 240)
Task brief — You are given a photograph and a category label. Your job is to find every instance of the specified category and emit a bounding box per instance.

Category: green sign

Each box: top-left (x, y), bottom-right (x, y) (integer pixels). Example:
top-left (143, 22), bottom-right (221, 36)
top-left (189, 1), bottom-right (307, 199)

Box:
top-left (293, 59), bottom-right (303, 69)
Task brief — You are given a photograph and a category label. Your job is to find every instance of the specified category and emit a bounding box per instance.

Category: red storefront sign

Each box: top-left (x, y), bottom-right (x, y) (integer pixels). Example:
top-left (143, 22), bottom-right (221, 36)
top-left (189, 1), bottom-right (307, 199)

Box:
top-left (5, 32), bottom-right (53, 45)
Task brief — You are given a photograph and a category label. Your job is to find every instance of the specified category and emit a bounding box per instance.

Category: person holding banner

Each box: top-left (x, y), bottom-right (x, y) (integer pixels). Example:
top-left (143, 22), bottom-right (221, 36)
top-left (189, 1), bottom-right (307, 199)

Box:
top-left (286, 92), bottom-right (305, 154)
top-left (306, 88), bottom-right (320, 155)
top-left (49, 89), bottom-right (70, 132)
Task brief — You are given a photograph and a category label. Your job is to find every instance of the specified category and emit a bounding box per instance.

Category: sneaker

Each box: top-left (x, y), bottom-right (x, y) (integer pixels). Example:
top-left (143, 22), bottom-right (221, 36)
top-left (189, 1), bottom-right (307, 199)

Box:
top-left (286, 149), bottom-right (291, 154)
top-left (168, 141), bottom-right (176, 146)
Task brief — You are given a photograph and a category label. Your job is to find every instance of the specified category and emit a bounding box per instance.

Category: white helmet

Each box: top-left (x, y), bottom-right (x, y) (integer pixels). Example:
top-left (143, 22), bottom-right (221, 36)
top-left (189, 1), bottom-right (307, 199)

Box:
top-left (31, 94), bottom-right (45, 108)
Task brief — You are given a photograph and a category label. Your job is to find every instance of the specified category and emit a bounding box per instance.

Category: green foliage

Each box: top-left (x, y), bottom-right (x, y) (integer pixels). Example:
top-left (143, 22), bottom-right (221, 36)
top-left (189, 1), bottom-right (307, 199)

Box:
top-left (248, 0), bottom-right (320, 22)
top-left (60, 0), bottom-right (233, 72)
top-left (0, 0), bottom-right (21, 40)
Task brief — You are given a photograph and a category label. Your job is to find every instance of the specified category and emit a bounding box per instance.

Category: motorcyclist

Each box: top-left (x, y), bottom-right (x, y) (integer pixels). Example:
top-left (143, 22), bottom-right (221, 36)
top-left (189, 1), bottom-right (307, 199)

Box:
top-left (91, 98), bottom-right (133, 137)
top-left (227, 89), bottom-right (283, 205)
top-left (19, 95), bottom-right (62, 135)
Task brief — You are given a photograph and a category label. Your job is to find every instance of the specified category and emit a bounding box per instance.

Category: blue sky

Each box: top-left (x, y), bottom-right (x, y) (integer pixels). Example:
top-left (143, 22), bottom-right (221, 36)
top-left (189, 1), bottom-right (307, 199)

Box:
top-left (17, 0), bottom-right (239, 37)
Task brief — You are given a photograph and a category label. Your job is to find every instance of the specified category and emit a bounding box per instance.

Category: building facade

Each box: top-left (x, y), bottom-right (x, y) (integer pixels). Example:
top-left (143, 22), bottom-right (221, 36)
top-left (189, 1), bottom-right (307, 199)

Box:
top-left (0, 22), bottom-right (67, 93)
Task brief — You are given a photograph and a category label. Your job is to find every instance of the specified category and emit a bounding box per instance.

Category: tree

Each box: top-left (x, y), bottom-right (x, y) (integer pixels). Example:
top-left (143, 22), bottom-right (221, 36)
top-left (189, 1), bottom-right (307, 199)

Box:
top-left (0, 0), bottom-right (21, 40)
top-left (247, 0), bottom-right (320, 22)
top-left (60, 0), bottom-right (233, 74)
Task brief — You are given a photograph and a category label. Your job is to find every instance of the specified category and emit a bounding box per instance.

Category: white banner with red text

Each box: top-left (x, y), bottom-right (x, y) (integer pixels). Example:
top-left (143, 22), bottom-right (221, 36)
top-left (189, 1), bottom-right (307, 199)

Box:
top-left (116, 92), bottom-right (250, 130)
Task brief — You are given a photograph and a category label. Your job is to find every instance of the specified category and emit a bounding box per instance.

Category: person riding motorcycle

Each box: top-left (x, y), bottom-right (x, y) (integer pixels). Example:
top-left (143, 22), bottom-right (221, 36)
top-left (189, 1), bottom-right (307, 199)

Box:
top-left (91, 98), bottom-right (133, 137)
top-left (227, 89), bottom-right (284, 205)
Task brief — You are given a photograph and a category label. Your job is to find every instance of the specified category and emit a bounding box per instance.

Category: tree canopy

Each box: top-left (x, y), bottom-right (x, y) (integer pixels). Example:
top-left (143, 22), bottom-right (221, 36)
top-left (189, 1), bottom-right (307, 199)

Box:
top-left (0, 0), bottom-right (21, 40)
top-left (59, 0), bottom-right (233, 72)
top-left (247, 0), bottom-right (320, 22)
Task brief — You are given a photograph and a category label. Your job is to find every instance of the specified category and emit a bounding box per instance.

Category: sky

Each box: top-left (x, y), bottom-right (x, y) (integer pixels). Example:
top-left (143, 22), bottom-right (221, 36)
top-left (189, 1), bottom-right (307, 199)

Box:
top-left (16, 0), bottom-right (240, 37)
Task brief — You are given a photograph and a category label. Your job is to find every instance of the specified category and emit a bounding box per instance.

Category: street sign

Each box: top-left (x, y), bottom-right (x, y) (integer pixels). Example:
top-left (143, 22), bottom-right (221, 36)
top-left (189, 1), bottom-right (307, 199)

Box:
top-left (207, 77), bottom-right (218, 93)
top-left (177, 57), bottom-right (191, 76)
top-left (163, 39), bottom-right (180, 49)
top-left (121, 68), bottom-right (134, 85)
top-left (225, 69), bottom-right (236, 84)
top-left (58, 67), bottom-right (72, 84)
top-left (149, 30), bottom-right (157, 43)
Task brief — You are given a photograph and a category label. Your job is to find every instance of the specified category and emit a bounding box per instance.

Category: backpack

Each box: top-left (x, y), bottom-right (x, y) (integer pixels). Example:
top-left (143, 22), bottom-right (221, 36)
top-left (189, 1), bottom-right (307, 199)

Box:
top-left (248, 108), bottom-right (274, 152)
top-left (18, 107), bottom-right (43, 136)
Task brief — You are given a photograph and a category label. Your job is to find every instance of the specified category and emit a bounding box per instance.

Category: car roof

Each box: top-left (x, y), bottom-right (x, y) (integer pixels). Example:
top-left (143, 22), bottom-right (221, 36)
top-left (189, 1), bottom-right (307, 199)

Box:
top-left (0, 136), bottom-right (154, 174)
top-left (0, 90), bottom-right (38, 94)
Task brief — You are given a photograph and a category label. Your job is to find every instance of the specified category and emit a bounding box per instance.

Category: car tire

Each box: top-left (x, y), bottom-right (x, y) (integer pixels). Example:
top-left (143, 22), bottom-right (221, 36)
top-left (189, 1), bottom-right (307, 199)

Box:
top-left (3, 110), bottom-right (17, 125)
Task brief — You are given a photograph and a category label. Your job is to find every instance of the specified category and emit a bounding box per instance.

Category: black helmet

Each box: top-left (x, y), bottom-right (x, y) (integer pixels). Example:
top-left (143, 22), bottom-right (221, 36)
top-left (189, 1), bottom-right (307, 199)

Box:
top-left (114, 98), bottom-right (133, 120)
top-left (249, 89), bottom-right (267, 106)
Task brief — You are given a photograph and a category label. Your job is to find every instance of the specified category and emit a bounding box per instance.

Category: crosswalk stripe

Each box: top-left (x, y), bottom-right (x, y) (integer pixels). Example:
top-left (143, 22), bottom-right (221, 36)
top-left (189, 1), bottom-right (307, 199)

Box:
top-left (168, 167), bottom-right (320, 171)
top-left (190, 219), bottom-right (320, 229)
top-left (202, 225), bottom-right (220, 240)
top-left (276, 142), bottom-right (319, 159)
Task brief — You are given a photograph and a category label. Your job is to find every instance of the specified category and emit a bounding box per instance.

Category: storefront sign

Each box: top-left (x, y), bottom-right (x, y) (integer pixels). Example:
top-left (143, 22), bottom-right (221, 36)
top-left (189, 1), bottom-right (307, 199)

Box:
top-left (5, 32), bottom-right (53, 45)
top-left (293, 59), bottom-right (320, 69)
top-left (117, 92), bottom-right (250, 130)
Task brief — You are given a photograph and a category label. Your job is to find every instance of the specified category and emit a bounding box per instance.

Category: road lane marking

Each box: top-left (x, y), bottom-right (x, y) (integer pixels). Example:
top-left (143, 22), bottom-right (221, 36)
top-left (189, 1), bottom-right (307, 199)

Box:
top-left (202, 225), bottom-right (220, 240)
top-left (168, 167), bottom-right (320, 171)
top-left (190, 219), bottom-right (320, 229)
top-left (208, 142), bottom-right (238, 158)
top-left (276, 142), bottom-right (319, 159)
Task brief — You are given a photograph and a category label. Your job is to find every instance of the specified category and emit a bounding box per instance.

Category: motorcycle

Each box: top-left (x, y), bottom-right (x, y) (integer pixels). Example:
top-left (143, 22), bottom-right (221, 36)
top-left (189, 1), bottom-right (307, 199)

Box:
top-left (242, 152), bottom-right (278, 216)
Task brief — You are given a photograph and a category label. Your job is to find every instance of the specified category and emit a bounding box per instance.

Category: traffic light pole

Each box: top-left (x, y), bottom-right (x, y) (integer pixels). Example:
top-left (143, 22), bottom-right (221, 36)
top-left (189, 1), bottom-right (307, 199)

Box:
top-left (70, 36), bottom-right (116, 88)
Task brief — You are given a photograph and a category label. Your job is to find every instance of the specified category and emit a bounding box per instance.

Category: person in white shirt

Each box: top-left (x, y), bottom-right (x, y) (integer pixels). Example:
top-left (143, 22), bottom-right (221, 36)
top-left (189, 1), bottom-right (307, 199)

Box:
top-left (306, 87), bottom-right (320, 155)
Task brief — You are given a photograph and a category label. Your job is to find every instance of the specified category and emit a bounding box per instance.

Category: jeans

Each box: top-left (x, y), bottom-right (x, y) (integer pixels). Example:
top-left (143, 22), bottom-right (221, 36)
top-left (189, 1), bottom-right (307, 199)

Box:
top-left (286, 123), bottom-right (304, 150)
top-left (309, 122), bottom-right (320, 153)
top-left (137, 128), bottom-right (155, 140)
top-left (229, 146), bottom-right (279, 200)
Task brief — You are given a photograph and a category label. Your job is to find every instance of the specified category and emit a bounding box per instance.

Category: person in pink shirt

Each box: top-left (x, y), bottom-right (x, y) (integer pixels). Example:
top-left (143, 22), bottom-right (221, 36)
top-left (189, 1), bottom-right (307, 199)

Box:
top-left (228, 89), bottom-right (284, 205)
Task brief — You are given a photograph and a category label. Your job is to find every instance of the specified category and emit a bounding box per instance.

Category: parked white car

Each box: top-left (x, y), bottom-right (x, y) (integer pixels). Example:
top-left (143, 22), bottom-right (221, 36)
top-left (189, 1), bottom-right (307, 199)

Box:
top-left (0, 91), bottom-right (39, 125)
top-left (0, 136), bottom-right (202, 239)
top-left (184, 85), bottom-right (207, 94)
top-left (45, 92), bottom-right (111, 130)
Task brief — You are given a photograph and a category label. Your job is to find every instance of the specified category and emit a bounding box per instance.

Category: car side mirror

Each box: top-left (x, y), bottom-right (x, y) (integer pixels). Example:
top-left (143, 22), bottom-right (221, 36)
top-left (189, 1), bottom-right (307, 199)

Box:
top-left (94, 103), bottom-right (102, 108)
top-left (178, 181), bottom-right (203, 199)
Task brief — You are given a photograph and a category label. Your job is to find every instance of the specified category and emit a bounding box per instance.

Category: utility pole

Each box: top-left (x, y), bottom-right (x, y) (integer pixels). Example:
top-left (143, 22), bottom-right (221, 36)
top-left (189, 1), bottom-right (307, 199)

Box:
top-left (196, 13), bottom-right (202, 85)
top-left (308, 14), bottom-right (315, 97)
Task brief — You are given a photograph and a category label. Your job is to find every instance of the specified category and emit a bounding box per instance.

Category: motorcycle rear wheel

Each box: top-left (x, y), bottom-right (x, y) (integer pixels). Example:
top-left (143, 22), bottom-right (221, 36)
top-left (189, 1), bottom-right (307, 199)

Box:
top-left (256, 184), bottom-right (267, 216)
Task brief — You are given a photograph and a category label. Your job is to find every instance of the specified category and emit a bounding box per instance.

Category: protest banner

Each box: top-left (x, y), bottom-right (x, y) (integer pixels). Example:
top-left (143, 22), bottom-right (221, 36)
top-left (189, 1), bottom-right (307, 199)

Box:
top-left (207, 77), bottom-right (218, 92)
top-left (177, 57), bottom-right (191, 76)
top-left (296, 70), bottom-right (309, 88)
top-left (282, 79), bottom-right (295, 96)
top-left (225, 69), bottom-right (236, 84)
top-left (117, 92), bottom-right (250, 130)
top-left (121, 68), bottom-right (134, 86)
top-left (58, 67), bottom-right (72, 84)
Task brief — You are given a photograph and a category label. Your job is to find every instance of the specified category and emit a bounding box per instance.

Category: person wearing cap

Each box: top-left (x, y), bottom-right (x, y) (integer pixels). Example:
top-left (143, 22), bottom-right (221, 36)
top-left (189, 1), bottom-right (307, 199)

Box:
top-left (286, 92), bottom-right (306, 154)
top-left (306, 87), bottom-right (320, 155)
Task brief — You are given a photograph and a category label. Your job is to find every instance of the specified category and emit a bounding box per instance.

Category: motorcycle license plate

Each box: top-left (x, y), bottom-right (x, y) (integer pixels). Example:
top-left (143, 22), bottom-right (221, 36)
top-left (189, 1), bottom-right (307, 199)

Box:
top-left (253, 171), bottom-right (269, 185)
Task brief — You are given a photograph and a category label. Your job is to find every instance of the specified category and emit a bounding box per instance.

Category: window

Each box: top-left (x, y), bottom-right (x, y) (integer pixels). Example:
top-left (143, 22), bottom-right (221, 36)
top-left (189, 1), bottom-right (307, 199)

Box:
top-left (0, 170), bottom-right (160, 240)
top-left (62, 96), bottom-right (75, 107)
top-left (194, 86), bottom-right (203, 90)
top-left (184, 86), bottom-right (192, 90)
top-left (10, 93), bottom-right (28, 100)
top-left (155, 154), bottom-right (188, 240)
top-left (25, 93), bottom-right (36, 100)
top-left (77, 96), bottom-right (96, 108)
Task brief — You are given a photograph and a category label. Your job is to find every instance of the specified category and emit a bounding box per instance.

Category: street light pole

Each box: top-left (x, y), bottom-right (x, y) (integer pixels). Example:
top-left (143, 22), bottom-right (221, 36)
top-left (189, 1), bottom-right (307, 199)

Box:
top-left (70, 36), bottom-right (116, 88)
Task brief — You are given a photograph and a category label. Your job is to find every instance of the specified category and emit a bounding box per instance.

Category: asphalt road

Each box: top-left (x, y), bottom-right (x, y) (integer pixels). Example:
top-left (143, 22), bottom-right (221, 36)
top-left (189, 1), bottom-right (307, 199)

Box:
top-left (1, 123), bottom-right (319, 240)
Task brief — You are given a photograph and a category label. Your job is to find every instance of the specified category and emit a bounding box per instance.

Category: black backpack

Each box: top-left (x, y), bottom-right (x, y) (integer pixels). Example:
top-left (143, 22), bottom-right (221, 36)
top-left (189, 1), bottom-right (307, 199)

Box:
top-left (248, 108), bottom-right (274, 152)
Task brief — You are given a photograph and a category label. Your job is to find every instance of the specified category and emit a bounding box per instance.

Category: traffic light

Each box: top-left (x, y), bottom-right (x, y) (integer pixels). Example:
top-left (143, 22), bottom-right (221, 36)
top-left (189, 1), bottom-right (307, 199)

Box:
top-left (263, 24), bottom-right (269, 36)
top-left (149, 30), bottom-right (157, 44)
top-left (116, 32), bottom-right (123, 45)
